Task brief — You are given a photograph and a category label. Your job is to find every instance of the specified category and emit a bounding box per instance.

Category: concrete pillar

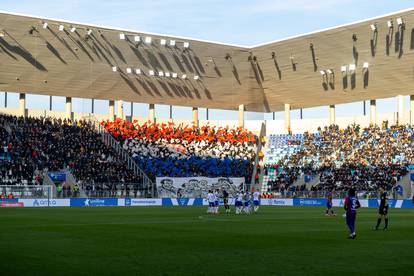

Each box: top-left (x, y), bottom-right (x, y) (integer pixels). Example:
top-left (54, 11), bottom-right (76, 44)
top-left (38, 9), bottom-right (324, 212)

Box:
top-left (238, 104), bottom-right (245, 128)
top-left (329, 105), bottom-right (336, 125)
top-left (284, 103), bottom-right (291, 133)
top-left (192, 107), bottom-right (199, 127)
top-left (410, 95), bottom-right (414, 125)
top-left (109, 100), bottom-right (115, 121)
top-left (19, 93), bottom-right (26, 117)
top-left (397, 95), bottom-right (404, 124)
top-left (149, 103), bottom-right (155, 122)
top-left (65, 97), bottom-right (72, 120)
top-left (117, 100), bottom-right (124, 119)
top-left (370, 99), bottom-right (377, 125)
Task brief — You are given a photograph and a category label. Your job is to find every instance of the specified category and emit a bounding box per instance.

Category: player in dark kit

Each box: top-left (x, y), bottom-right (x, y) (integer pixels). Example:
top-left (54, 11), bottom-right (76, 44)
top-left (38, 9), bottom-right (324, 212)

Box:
top-left (222, 189), bottom-right (230, 213)
top-left (373, 186), bottom-right (389, 230)
top-left (325, 190), bottom-right (335, 216)
top-left (344, 188), bottom-right (361, 239)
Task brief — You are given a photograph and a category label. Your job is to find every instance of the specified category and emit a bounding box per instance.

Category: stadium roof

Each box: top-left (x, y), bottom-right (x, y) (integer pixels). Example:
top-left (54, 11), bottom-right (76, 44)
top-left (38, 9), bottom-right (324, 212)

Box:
top-left (0, 8), bottom-right (414, 112)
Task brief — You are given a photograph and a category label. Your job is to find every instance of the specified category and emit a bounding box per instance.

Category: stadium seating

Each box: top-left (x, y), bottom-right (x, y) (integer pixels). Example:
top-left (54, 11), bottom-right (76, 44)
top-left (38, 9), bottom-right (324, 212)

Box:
top-left (101, 119), bottom-right (258, 181)
top-left (263, 124), bottom-right (411, 193)
top-left (0, 114), bottom-right (140, 189)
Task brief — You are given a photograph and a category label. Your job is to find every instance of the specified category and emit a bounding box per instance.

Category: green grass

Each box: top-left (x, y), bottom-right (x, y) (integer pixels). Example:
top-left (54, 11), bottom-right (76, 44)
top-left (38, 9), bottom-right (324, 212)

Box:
top-left (1, 206), bottom-right (414, 276)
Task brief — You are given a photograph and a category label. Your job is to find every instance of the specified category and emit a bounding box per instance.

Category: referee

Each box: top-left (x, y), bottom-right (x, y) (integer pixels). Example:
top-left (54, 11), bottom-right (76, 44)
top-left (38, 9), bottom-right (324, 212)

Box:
top-left (223, 189), bottom-right (230, 213)
top-left (374, 186), bottom-right (389, 231)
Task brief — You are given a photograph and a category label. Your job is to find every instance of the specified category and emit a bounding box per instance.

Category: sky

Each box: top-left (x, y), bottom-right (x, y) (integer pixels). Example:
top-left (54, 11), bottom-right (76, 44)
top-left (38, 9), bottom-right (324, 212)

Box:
top-left (1, 0), bottom-right (414, 120)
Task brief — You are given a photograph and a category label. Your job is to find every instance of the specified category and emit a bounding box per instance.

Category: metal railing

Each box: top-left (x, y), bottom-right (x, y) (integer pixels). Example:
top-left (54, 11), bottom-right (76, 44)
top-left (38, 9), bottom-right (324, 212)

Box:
top-left (0, 185), bottom-right (52, 199)
top-left (82, 115), bottom-right (156, 197)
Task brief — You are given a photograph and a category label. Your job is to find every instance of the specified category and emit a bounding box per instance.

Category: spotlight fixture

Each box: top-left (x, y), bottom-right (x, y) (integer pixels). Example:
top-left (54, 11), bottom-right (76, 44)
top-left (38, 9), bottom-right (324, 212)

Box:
top-left (349, 64), bottom-right (356, 72)
top-left (70, 26), bottom-right (76, 33)
top-left (119, 33), bottom-right (126, 40)
top-left (145, 36), bottom-right (152, 44)
top-left (0, 31), bottom-right (5, 37)
top-left (320, 70), bottom-right (326, 75)
top-left (165, 72), bottom-right (171, 77)
top-left (42, 22), bottom-right (48, 29)
top-left (112, 66), bottom-right (117, 72)
top-left (126, 68), bottom-right (132, 74)
top-left (158, 71), bottom-right (164, 77)
top-left (387, 20), bottom-right (393, 28)
top-left (181, 74), bottom-right (187, 79)
top-left (160, 39), bottom-right (167, 45)
top-left (172, 73), bottom-right (178, 78)
top-left (370, 24), bottom-right (377, 31)
top-left (87, 29), bottom-right (92, 35)
top-left (341, 65), bottom-right (347, 73)
top-left (193, 75), bottom-right (199, 80)
top-left (326, 69), bottom-right (333, 75)
top-left (169, 40), bottom-right (176, 47)
top-left (396, 17), bottom-right (403, 26)
top-left (149, 70), bottom-right (155, 76)
top-left (183, 42), bottom-right (190, 48)
top-left (134, 35), bottom-right (141, 42)
top-left (58, 25), bottom-right (64, 31)
top-left (363, 62), bottom-right (369, 69)
top-left (135, 69), bottom-right (142, 75)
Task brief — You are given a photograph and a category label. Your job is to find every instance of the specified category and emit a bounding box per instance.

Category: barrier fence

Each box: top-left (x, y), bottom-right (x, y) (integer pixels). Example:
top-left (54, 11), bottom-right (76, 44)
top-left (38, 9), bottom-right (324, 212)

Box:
top-left (0, 197), bottom-right (413, 208)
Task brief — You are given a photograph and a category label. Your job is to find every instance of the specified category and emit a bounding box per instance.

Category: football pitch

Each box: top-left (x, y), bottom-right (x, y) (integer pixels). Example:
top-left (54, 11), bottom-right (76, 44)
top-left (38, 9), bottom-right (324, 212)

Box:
top-left (1, 206), bottom-right (414, 276)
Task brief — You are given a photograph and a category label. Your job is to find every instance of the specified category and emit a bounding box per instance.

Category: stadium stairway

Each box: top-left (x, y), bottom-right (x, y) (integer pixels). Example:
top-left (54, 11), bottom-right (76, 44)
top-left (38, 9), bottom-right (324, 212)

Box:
top-left (84, 115), bottom-right (156, 196)
top-left (396, 173), bottom-right (411, 199)
top-left (251, 121), bottom-right (266, 191)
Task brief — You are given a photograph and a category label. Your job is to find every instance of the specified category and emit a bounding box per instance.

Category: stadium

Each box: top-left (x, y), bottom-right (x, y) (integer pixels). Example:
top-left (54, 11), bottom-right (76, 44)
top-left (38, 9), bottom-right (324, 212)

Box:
top-left (1, 1), bottom-right (414, 275)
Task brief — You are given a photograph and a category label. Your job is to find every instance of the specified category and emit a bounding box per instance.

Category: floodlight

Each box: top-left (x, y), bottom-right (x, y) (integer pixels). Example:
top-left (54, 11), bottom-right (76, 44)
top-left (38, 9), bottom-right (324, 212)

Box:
top-left (363, 62), bottom-right (369, 69)
top-left (149, 70), bottom-right (155, 76)
top-left (145, 36), bottom-right (152, 44)
top-left (326, 69), bottom-right (333, 74)
top-left (134, 35), bottom-right (140, 42)
top-left (58, 25), bottom-right (64, 31)
top-left (341, 65), bottom-right (347, 73)
top-left (396, 17), bottom-right (403, 26)
top-left (158, 71), bottom-right (164, 77)
top-left (126, 68), bottom-right (132, 74)
top-left (370, 24), bottom-right (377, 31)
top-left (320, 70), bottom-right (326, 75)
top-left (169, 40), bottom-right (176, 46)
top-left (119, 33), bottom-right (126, 40)
top-left (181, 74), bottom-right (187, 79)
top-left (42, 22), bottom-right (48, 29)
top-left (70, 27), bottom-right (76, 33)
top-left (193, 75), bottom-right (199, 80)
top-left (135, 69), bottom-right (142, 75)
top-left (349, 64), bottom-right (356, 71)
top-left (112, 66), bottom-right (117, 72)
top-left (160, 39), bottom-right (166, 45)
top-left (172, 73), bottom-right (178, 78)
top-left (183, 42), bottom-right (190, 48)
top-left (387, 20), bottom-right (393, 28)
top-left (87, 29), bottom-right (92, 35)
top-left (165, 72), bottom-right (170, 77)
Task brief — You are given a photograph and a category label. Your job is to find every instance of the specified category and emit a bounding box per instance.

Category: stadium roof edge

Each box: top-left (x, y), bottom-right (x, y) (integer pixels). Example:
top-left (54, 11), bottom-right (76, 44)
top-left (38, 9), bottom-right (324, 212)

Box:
top-left (2, 7), bottom-right (414, 50)
top-left (0, 10), bottom-right (249, 49)
top-left (251, 6), bottom-right (414, 48)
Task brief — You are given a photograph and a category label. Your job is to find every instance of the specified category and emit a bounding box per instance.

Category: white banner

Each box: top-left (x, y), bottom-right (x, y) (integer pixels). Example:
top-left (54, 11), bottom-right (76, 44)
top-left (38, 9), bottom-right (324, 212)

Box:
top-left (156, 177), bottom-right (245, 198)
top-left (18, 198), bottom-right (70, 207)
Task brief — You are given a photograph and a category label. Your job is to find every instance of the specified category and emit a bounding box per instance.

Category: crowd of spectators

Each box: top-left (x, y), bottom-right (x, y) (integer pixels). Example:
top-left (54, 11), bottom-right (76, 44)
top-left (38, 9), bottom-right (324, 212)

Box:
top-left (264, 123), bottom-right (413, 192)
top-left (0, 114), bottom-right (140, 187)
top-left (101, 119), bottom-right (258, 181)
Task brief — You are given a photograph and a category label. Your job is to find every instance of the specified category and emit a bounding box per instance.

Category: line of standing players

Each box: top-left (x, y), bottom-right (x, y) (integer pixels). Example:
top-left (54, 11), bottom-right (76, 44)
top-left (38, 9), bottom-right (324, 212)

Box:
top-left (207, 189), bottom-right (261, 215)
top-left (325, 186), bottom-right (390, 240)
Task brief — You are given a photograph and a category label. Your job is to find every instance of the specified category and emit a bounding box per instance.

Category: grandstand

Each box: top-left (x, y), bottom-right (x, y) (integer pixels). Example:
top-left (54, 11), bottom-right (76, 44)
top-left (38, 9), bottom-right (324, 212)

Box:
top-left (0, 8), bottom-right (414, 200)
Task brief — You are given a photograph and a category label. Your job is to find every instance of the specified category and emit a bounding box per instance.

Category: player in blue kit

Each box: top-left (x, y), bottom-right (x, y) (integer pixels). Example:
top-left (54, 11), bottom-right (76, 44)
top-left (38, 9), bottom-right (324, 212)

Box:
top-left (325, 191), bottom-right (335, 216)
top-left (207, 190), bottom-right (216, 214)
top-left (235, 191), bottom-right (243, 214)
top-left (344, 188), bottom-right (361, 239)
top-left (253, 190), bottom-right (261, 213)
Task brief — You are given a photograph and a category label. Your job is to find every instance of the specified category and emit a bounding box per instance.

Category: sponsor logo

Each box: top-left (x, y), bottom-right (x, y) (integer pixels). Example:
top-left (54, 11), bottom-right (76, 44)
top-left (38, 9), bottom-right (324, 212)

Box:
top-left (125, 198), bottom-right (131, 206)
top-left (33, 199), bottom-right (57, 206)
top-left (176, 198), bottom-right (189, 206)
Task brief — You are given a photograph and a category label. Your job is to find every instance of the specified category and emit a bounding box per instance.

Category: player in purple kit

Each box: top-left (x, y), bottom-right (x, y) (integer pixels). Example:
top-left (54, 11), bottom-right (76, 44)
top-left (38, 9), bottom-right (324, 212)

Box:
top-left (325, 190), bottom-right (335, 216)
top-left (343, 188), bottom-right (361, 239)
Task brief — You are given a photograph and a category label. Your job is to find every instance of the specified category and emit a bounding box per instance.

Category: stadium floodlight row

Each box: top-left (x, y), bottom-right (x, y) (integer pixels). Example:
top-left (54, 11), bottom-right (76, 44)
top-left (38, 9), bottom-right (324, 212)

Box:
top-left (1, 8), bottom-right (414, 132)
